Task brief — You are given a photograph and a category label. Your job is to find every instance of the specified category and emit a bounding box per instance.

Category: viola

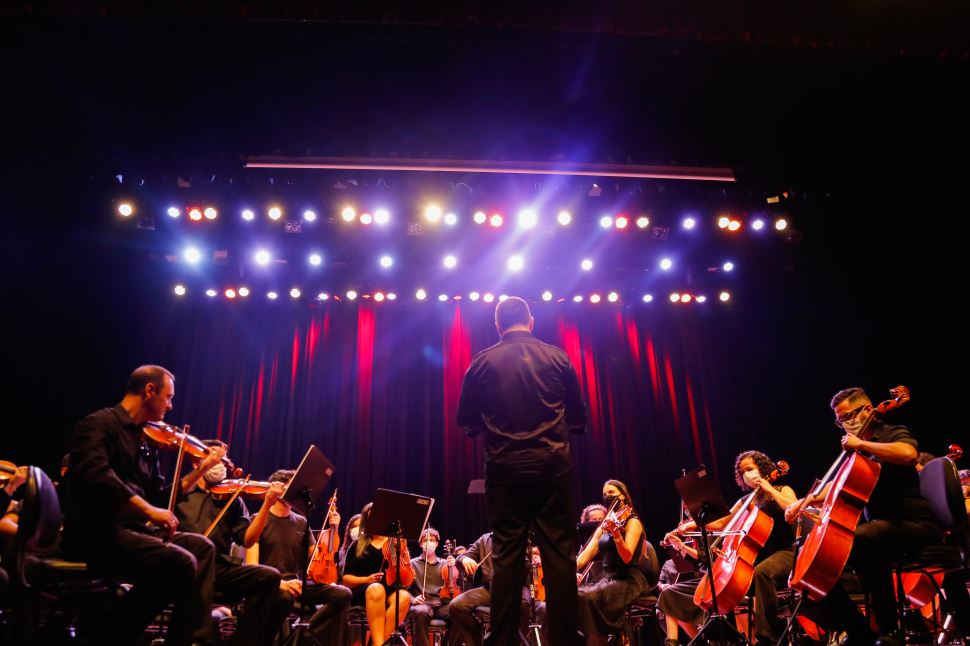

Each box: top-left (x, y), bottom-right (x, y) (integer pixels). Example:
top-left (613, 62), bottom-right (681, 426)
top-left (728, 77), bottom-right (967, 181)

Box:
top-left (308, 490), bottom-right (340, 585)
top-left (383, 536), bottom-right (416, 588)
top-left (693, 459), bottom-right (790, 613)
top-left (209, 478), bottom-right (272, 499)
top-left (789, 386), bottom-right (910, 601)
top-left (439, 540), bottom-right (461, 601)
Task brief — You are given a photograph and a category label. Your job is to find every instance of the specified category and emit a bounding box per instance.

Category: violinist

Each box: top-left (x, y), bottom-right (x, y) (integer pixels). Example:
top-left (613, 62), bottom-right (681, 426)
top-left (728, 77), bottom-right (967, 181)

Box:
top-left (338, 512), bottom-right (362, 569)
top-left (406, 527), bottom-right (454, 646)
top-left (575, 480), bottom-right (648, 646)
top-left (578, 504), bottom-right (607, 585)
top-left (784, 388), bottom-right (962, 644)
top-left (61, 365), bottom-right (217, 646)
top-left (341, 502), bottom-right (412, 646)
top-left (175, 439), bottom-right (291, 646)
top-left (253, 469), bottom-right (352, 645)
top-left (0, 464), bottom-right (28, 602)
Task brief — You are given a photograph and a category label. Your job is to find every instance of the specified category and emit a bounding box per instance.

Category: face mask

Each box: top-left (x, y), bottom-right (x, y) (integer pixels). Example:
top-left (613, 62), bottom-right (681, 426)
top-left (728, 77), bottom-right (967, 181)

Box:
top-left (602, 494), bottom-right (619, 508)
top-left (349, 527), bottom-right (360, 541)
top-left (203, 463), bottom-right (227, 484)
top-left (742, 468), bottom-right (761, 488)
top-left (842, 418), bottom-right (864, 436)
top-left (423, 541), bottom-right (438, 555)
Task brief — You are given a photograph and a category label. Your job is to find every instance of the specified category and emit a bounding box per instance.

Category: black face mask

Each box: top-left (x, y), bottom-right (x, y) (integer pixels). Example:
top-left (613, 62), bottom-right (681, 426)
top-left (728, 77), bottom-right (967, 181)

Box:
top-left (602, 494), bottom-right (620, 509)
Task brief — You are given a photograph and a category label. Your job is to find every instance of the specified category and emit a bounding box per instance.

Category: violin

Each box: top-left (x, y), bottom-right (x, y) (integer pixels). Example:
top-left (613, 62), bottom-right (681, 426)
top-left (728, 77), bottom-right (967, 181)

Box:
top-left (439, 540), bottom-right (461, 601)
top-left (308, 490), bottom-right (340, 585)
top-left (143, 422), bottom-right (241, 476)
top-left (530, 544), bottom-right (546, 602)
top-left (578, 500), bottom-right (633, 584)
top-left (382, 535), bottom-right (416, 588)
top-left (209, 478), bottom-right (272, 499)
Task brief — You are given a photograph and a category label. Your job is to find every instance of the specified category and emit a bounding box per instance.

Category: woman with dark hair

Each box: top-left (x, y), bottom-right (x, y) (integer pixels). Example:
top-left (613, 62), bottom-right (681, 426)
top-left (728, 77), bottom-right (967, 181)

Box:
top-left (341, 503), bottom-right (411, 645)
top-left (662, 450), bottom-right (797, 646)
top-left (575, 479), bottom-right (649, 645)
top-left (338, 512), bottom-right (362, 570)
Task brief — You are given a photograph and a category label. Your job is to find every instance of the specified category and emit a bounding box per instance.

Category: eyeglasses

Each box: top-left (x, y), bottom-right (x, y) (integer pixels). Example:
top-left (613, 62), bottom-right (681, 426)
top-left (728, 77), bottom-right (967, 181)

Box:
top-left (834, 404), bottom-right (868, 428)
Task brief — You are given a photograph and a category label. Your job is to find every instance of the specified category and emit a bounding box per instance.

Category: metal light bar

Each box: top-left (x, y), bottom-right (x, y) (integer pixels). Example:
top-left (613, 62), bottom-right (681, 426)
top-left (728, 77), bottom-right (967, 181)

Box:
top-left (244, 156), bottom-right (735, 182)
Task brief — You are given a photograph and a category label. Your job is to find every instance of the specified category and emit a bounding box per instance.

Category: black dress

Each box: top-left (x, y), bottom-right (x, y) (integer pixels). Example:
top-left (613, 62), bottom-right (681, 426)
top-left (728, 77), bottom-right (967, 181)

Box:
top-left (343, 538), bottom-right (394, 607)
top-left (577, 525), bottom-right (649, 643)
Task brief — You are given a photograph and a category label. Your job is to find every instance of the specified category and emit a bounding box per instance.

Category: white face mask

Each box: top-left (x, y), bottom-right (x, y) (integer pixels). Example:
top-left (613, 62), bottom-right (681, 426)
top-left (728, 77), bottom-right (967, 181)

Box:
top-left (203, 463), bottom-right (227, 484)
top-left (423, 541), bottom-right (438, 555)
top-left (349, 527), bottom-right (360, 542)
top-left (742, 468), bottom-right (761, 488)
top-left (842, 418), bottom-right (864, 436)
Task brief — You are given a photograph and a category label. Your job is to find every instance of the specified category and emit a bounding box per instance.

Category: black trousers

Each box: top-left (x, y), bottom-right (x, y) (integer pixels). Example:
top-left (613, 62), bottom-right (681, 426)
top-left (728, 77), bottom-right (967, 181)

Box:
top-left (81, 528), bottom-right (215, 646)
top-left (748, 549), bottom-right (794, 641)
top-left (408, 602), bottom-right (451, 646)
top-left (216, 562), bottom-right (291, 646)
top-left (301, 581), bottom-right (352, 645)
top-left (449, 586), bottom-right (542, 646)
top-left (485, 467), bottom-right (580, 646)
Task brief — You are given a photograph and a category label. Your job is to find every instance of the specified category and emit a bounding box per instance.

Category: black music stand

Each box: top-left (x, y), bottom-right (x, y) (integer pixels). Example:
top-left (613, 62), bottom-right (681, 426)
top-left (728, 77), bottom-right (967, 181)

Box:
top-left (367, 488), bottom-right (435, 646)
top-left (675, 465), bottom-right (746, 646)
top-left (280, 445), bottom-right (335, 646)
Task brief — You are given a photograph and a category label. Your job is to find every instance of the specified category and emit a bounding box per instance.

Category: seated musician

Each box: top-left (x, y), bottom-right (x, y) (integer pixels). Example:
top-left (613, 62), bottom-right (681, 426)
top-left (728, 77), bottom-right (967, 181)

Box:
top-left (666, 451), bottom-right (797, 646)
top-left (338, 512), bottom-right (362, 571)
top-left (175, 439), bottom-right (292, 646)
top-left (62, 365), bottom-right (218, 646)
top-left (578, 504), bottom-right (607, 586)
top-left (575, 480), bottom-right (649, 645)
top-left (961, 468), bottom-right (970, 516)
top-left (656, 530), bottom-right (704, 645)
top-left (341, 502), bottom-right (411, 646)
top-left (407, 527), bottom-right (455, 646)
top-left (250, 469), bottom-right (352, 645)
top-left (0, 465), bottom-right (28, 603)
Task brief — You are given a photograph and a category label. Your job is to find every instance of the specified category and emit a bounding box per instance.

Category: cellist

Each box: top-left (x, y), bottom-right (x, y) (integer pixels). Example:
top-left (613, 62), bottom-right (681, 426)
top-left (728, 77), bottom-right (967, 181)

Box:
top-left (784, 387), bottom-right (944, 644)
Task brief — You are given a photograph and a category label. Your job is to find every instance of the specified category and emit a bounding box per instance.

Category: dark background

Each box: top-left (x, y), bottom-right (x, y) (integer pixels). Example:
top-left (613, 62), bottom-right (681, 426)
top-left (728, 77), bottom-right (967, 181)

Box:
top-left (1, 3), bottom-right (966, 544)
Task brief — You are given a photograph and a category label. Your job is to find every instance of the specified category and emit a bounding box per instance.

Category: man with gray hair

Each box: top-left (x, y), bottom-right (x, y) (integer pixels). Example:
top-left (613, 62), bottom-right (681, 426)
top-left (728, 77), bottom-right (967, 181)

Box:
top-left (458, 296), bottom-right (587, 646)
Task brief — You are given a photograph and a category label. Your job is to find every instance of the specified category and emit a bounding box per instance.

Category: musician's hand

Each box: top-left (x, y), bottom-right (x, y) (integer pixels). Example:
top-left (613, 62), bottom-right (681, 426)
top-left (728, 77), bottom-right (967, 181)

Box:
top-left (3, 466), bottom-right (28, 495)
top-left (664, 532), bottom-right (684, 550)
top-left (445, 556), bottom-right (456, 568)
top-left (576, 572), bottom-right (583, 585)
top-left (280, 578), bottom-right (302, 599)
top-left (757, 478), bottom-right (775, 493)
top-left (414, 594), bottom-right (426, 605)
top-left (462, 559), bottom-right (479, 576)
top-left (200, 445), bottom-right (227, 471)
top-left (676, 521), bottom-right (695, 534)
top-left (329, 510), bottom-right (341, 527)
top-left (367, 572), bottom-right (384, 584)
top-left (146, 506), bottom-right (178, 536)
top-left (265, 481), bottom-right (286, 505)
top-left (784, 500), bottom-right (803, 524)
top-left (842, 434), bottom-right (864, 452)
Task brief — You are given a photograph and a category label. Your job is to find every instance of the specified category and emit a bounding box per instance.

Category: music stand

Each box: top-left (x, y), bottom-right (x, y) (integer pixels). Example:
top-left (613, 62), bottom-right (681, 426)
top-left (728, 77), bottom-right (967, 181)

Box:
top-left (675, 466), bottom-right (745, 645)
top-left (367, 488), bottom-right (435, 646)
top-left (280, 445), bottom-right (335, 646)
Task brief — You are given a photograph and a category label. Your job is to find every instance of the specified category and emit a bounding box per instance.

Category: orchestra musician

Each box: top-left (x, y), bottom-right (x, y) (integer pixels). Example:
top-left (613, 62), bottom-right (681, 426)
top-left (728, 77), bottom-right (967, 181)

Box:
top-left (407, 527), bottom-right (454, 646)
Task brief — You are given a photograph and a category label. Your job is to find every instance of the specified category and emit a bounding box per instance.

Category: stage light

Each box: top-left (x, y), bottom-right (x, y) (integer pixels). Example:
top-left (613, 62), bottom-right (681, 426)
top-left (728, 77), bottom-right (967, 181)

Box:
top-left (636, 216), bottom-right (650, 229)
top-left (581, 259), bottom-right (594, 271)
top-left (483, 292), bottom-right (495, 303)
top-left (189, 208), bottom-right (203, 221)
top-left (608, 292), bottom-right (619, 303)
top-left (660, 258), bottom-right (673, 271)
top-left (317, 292), bottom-right (329, 301)
top-left (590, 294), bottom-right (601, 304)
top-left (118, 203), bottom-right (134, 217)
top-left (346, 290), bottom-right (358, 301)
top-left (696, 295), bottom-right (707, 303)
top-left (254, 250), bottom-right (271, 266)
top-left (518, 209), bottom-right (538, 229)
top-left (415, 289), bottom-right (427, 301)
top-left (723, 261), bottom-right (734, 272)
top-left (425, 204), bottom-right (443, 223)
top-left (173, 284), bottom-right (186, 296)
top-left (718, 216), bottom-right (730, 229)
top-left (290, 288), bottom-right (301, 299)
top-left (183, 247), bottom-right (202, 264)
top-left (535, 290), bottom-right (550, 302)
top-left (267, 291), bottom-right (279, 300)
top-left (642, 294), bottom-right (654, 303)
top-left (303, 210), bottom-right (317, 222)
top-left (683, 217), bottom-right (696, 230)
top-left (752, 219), bottom-right (766, 231)
top-left (474, 211), bottom-right (487, 225)
top-left (728, 220), bottom-right (741, 232)
top-left (670, 293), bottom-right (681, 303)
top-left (225, 288), bottom-right (237, 299)
top-left (204, 207), bottom-right (217, 220)
top-left (167, 206), bottom-right (180, 218)
top-left (206, 289), bottom-right (218, 298)
top-left (444, 212), bottom-right (458, 226)
top-left (438, 294), bottom-right (448, 302)
top-left (557, 211), bottom-right (572, 226)
top-left (268, 206), bottom-right (283, 221)
top-left (681, 294), bottom-right (693, 303)
top-left (374, 292), bottom-right (385, 302)
top-left (775, 218), bottom-right (788, 231)
top-left (238, 287), bottom-right (250, 298)
top-left (507, 255), bottom-right (524, 272)
top-left (359, 213), bottom-right (373, 225)
top-left (379, 255), bottom-right (393, 268)
top-left (341, 207), bottom-right (356, 222)
top-left (719, 291), bottom-right (731, 302)
top-left (241, 209), bottom-right (255, 221)
top-left (489, 214), bottom-right (504, 228)
top-left (443, 254), bottom-right (457, 269)
top-left (499, 295), bottom-right (508, 302)
top-left (374, 209), bottom-right (390, 225)
top-left (387, 293), bottom-right (397, 301)
top-left (573, 295), bottom-right (583, 303)
top-left (309, 253), bottom-right (322, 266)
top-left (469, 291), bottom-right (481, 301)
top-left (599, 215), bottom-right (613, 229)
top-left (615, 216), bottom-right (629, 230)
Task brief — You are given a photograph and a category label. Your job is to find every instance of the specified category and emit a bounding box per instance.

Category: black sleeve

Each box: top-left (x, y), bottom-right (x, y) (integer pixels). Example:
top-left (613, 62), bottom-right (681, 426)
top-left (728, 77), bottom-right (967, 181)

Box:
top-left (883, 425), bottom-right (919, 449)
top-left (229, 498), bottom-right (252, 546)
top-left (69, 416), bottom-right (137, 509)
top-left (561, 355), bottom-right (588, 433)
top-left (457, 360), bottom-right (485, 437)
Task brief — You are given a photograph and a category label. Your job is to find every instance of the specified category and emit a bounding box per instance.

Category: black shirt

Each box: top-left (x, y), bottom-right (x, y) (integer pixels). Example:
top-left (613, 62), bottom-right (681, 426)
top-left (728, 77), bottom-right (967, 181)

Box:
top-left (457, 330), bottom-right (587, 477)
top-left (754, 497), bottom-right (796, 559)
top-left (457, 533), bottom-right (494, 588)
top-left (864, 422), bottom-right (937, 524)
top-left (259, 509), bottom-right (308, 579)
top-left (176, 488), bottom-right (250, 567)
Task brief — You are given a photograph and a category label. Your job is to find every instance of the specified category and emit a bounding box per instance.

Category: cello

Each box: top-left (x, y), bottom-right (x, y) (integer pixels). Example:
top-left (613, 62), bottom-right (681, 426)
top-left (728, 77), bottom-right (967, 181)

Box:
top-left (788, 386), bottom-right (910, 600)
top-left (308, 490), bottom-right (340, 585)
top-left (692, 460), bottom-right (790, 612)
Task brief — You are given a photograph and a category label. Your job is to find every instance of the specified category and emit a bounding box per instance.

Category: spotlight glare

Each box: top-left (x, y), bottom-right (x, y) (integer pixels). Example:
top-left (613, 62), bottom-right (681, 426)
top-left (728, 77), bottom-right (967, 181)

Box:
top-left (387, 293), bottom-right (397, 301)
top-left (722, 261), bottom-right (735, 272)
top-left (254, 250), bottom-right (271, 266)
top-left (290, 288), bottom-right (301, 299)
top-left (681, 294), bottom-right (693, 304)
top-left (167, 206), bottom-right (180, 218)
top-left (374, 292), bottom-right (385, 302)
top-left (379, 255), bottom-right (393, 269)
top-left (183, 247), bottom-right (202, 264)
top-left (670, 293), bottom-right (681, 303)
top-left (268, 206), bottom-right (282, 221)
top-left (542, 290), bottom-right (553, 302)
top-left (317, 292), bottom-right (329, 301)
top-left (206, 289), bottom-right (218, 298)
top-left (444, 212), bottom-right (458, 226)
top-left (507, 255), bottom-right (524, 272)
top-left (204, 207), bottom-right (217, 220)
top-left (636, 216), bottom-right (650, 229)
top-left (415, 289), bottom-right (427, 301)
top-left (346, 290), bottom-right (358, 301)
top-left (728, 220), bottom-right (742, 232)
top-left (241, 209), bottom-right (255, 221)
top-left (696, 295), bottom-right (707, 303)
top-left (173, 284), bottom-right (186, 296)
top-left (573, 295), bottom-right (583, 303)
top-left (374, 209), bottom-right (391, 225)
top-left (642, 294), bottom-right (654, 303)
top-left (615, 216), bottom-right (629, 229)
top-left (303, 209), bottom-right (317, 222)
top-left (341, 207), bottom-right (356, 222)
top-left (469, 291), bottom-right (481, 301)
top-left (359, 213), bottom-right (373, 225)
top-left (425, 205), bottom-right (443, 223)
top-left (660, 258), bottom-right (673, 271)
top-left (474, 211), bottom-right (487, 224)
top-left (581, 259), bottom-right (593, 271)
top-left (599, 215), bottom-right (613, 229)
top-left (118, 203), bottom-right (134, 217)
top-left (489, 214), bottom-right (504, 228)
top-left (775, 218), bottom-right (788, 231)
top-left (438, 294), bottom-right (448, 302)
top-left (483, 292), bottom-right (495, 303)
top-left (752, 219), bottom-right (766, 231)
top-left (238, 287), bottom-right (250, 297)
top-left (683, 217), bottom-right (696, 230)
top-left (189, 208), bottom-right (203, 221)
top-left (517, 209), bottom-right (538, 229)
top-left (557, 211), bottom-right (572, 226)
top-left (225, 288), bottom-right (237, 299)
top-left (718, 216), bottom-right (731, 229)
top-left (590, 294), bottom-right (601, 304)
top-left (443, 254), bottom-right (458, 269)
top-left (309, 253), bottom-right (323, 266)
top-left (719, 291), bottom-right (731, 302)
top-left (267, 291), bottom-right (279, 300)
top-left (608, 291), bottom-right (619, 303)
top-left (499, 295), bottom-right (508, 302)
